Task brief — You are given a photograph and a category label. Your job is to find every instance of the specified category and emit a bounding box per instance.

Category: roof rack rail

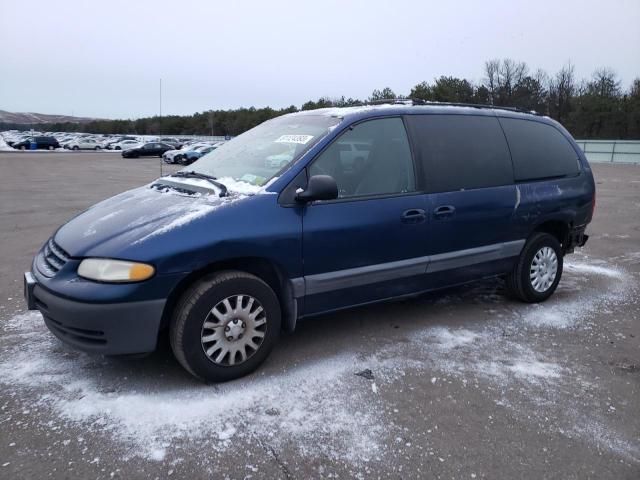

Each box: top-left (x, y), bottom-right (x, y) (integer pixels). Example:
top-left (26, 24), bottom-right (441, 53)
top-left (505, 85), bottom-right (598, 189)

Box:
top-left (360, 98), bottom-right (540, 115)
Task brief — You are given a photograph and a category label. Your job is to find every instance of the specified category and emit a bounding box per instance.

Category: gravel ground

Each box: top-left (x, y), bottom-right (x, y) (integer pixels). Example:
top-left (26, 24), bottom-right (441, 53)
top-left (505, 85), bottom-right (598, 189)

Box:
top-left (0, 152), bottom-right (638, 479)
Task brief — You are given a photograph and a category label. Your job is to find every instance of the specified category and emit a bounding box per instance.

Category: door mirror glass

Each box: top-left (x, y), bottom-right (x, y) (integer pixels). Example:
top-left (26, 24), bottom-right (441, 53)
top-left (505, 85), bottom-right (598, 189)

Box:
top-left (296, 175), bottom-right (338, 202)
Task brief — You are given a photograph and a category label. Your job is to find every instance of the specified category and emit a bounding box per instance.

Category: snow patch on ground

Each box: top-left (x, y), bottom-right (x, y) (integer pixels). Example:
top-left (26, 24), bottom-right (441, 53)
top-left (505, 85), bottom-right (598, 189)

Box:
top-left (0, 136), bottom-right (13, 151)
top-left (425, 327), bottom-right (479, 349)
top-left (0, 314), bottom-right (383, 463)
top-left (520, 260), bottom-right (632, 329)
top-left (564, 261), bottom-right (625, 279)
top-left (0, 256), bottom-right (637, 464)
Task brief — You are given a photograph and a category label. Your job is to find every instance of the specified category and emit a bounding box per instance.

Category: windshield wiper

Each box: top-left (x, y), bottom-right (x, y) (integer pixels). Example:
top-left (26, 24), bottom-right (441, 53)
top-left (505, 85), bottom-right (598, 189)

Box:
top-left (170, 171), bottom-right (228, 197)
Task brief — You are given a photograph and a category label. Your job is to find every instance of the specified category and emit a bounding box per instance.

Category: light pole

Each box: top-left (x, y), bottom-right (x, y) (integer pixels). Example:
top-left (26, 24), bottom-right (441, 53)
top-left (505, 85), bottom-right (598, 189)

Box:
top-left (159, 78), bottom-right (162, 136)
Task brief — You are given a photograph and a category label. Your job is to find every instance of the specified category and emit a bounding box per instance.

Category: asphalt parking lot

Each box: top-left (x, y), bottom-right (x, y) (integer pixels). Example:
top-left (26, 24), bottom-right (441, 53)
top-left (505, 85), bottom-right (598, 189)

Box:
top-left (0, 152), bottom-right (638, 479)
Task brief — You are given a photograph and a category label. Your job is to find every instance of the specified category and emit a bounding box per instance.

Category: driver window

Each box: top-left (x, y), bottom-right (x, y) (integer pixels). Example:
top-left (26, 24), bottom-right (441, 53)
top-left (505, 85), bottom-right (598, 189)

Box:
top-left (308, 117), bottom-right (415, 198)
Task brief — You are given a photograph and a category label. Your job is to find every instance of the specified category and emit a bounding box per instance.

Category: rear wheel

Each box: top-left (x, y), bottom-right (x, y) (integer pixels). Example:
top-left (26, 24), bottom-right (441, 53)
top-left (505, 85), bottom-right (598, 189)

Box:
top-left (48, 145), bottom-right (54, 150)
top-left (95, 146), bottom-right (101, 151)
top-left (20, 146), bottom-right (26, 150)
top-left (170, 271), bottom-right (281, 382)
top-left (72, 145), bottom-right (79, 151)
top-left (506, 232), bottom-right (563, 303)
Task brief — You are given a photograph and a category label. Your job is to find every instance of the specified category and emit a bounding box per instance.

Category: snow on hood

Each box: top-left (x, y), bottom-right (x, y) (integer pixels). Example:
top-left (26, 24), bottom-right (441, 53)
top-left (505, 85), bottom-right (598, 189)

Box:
top-left (54, 182), bottom-right (245, 257)
top-left (160, 176), bottom-right (264, 196)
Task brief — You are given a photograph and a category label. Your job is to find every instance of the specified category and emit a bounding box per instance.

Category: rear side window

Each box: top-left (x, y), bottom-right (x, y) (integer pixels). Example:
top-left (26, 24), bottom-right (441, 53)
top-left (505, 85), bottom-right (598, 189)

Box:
top-left (309, 117), bottom-right (415, 198)
top-left (499, 118), bottom-right (579, 181)
top-left (406, 114), bottom-right (513, 193)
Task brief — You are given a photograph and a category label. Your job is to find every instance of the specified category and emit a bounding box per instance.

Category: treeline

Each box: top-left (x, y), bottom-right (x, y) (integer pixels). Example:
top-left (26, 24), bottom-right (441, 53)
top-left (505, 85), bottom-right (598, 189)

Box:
top-left (4, 59), bottom-right (640, 139)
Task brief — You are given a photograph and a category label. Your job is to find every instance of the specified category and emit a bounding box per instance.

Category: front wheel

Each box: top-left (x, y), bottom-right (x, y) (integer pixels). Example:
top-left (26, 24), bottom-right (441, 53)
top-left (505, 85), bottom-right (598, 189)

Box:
top-left (170, 271), bottom-right (281, 382)
top-left (506, 232), bottom-right (563, 303)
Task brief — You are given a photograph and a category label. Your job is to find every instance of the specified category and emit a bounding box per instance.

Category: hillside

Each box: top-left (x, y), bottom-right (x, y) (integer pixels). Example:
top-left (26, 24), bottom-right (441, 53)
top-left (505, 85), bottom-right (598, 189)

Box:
top-left (0, 110), bottom-right (99, 125)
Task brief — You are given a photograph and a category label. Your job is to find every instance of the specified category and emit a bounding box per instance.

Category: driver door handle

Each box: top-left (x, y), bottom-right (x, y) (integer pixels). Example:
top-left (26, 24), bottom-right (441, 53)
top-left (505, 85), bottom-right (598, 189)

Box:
top-left (401, 208), bottom-right (426, 224)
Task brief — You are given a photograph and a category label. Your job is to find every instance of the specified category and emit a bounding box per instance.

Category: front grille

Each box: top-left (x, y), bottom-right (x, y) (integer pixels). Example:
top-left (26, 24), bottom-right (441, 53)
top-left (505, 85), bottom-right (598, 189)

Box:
top-left (37, 238), bottom-right (70, 277)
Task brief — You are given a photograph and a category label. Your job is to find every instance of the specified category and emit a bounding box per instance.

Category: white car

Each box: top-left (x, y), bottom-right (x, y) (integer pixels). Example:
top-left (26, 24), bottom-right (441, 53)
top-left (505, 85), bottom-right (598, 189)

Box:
top-left (162, 143), bottom-right (211, 164)
top-left (264, 144), bottom-right (296, 168)
top-left (66, 138), bottom-right (103, 151)
top-left (111, 139), bottom-right (141, 150)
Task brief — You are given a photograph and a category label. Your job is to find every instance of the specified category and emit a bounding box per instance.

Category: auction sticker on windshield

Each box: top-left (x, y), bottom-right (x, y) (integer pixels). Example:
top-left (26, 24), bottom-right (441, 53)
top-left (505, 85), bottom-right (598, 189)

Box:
top-left (274, 134), bottom-right (314, 145)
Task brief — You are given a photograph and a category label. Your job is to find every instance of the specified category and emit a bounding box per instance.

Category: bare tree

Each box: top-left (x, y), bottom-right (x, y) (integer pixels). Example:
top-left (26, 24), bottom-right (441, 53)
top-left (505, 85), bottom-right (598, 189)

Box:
top-left (589, 68), bottom-right (621, 98)
top-left (484, 59), bottom-right (501, 104)
top-left (483, 58), bottom-right (528, 105)
top-left (499, 59), bottom-right (528, 96)
top-left (549, 62), bottom-right (576, 123)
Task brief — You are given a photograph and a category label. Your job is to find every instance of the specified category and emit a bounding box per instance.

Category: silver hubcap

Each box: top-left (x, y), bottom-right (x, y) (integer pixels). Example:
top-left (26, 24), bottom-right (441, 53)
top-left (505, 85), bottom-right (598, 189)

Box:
top-left (530, 246), bottom-right (558, 292)
top-left (200, 294), bottom-right (267, 366)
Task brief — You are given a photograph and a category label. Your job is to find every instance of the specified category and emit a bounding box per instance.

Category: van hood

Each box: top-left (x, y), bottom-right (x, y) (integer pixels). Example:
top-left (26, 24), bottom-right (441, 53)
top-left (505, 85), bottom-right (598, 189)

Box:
top-left (54, 181), bottom-right (243, 258)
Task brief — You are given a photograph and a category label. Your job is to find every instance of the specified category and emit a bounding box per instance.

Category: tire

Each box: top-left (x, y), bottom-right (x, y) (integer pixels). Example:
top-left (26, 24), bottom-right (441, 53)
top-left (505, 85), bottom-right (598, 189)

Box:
top-left (95, 146), bottom-right (101, 151)
top-left (170, 270), bottom-right (281, 382)
top-left (72, 145), bottom-right (79, 151)
top-left (506, 232), bottom-right (563, 303)
top-left (48, 145), bottom-right (54, 151)
top-left (115, 146), bottom-right (121, 150)
top-left (20, 146), bottom-right (26, 150)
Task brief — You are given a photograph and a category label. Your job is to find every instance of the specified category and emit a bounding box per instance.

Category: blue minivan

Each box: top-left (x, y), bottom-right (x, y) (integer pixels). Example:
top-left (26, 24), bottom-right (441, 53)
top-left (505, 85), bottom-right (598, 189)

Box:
top-left (24, 102), bottom-right (595, 382)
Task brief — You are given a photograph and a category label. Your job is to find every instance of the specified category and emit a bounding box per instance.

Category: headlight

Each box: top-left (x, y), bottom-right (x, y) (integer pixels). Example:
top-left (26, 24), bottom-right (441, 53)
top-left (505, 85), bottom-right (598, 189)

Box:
top-left (78, 259), bottom-right (155, 283)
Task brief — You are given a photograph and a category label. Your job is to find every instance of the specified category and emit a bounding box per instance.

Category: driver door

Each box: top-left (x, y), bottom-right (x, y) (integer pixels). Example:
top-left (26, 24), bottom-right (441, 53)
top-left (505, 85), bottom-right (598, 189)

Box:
top-left (300, 117), bottom-right (430, 315)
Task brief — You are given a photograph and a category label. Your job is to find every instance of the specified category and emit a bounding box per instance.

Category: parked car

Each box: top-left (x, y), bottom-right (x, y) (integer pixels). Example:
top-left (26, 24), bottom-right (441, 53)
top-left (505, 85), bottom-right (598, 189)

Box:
top-left (178, 145), bottom-right (218, 165)
top-left (66, 138), bottom-right (103, 150)
top-left (110, 139), bottom-right (141, 150)
top-left (13, 136), bottom-right (60, 150)
top-left (24, 103), bottom-right (595, 382)
top-left (162, 143), bottom-right (209, 164)
top-left (7, 134), bottom-right (32, 147)
top-left (106, 137), bottom-right (138, 149)
top-left (158, 137), bottom-right (183, 149)
top-left (122, 142), bottom-right (174, 158)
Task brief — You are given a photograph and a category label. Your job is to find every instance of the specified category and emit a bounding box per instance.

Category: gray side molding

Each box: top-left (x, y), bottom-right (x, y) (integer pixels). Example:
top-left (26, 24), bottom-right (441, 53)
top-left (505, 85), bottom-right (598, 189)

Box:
top-left (291, 239), bottom-right (525, 298)
top-left (427, 240), bottom-right (524, 273)
top-left (304, 255), bottom-right (430, 296)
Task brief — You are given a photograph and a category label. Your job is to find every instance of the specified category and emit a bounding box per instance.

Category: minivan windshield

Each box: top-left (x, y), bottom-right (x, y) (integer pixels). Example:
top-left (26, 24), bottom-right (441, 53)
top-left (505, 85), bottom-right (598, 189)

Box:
top-left (188, 114), bottom-right (341, 187)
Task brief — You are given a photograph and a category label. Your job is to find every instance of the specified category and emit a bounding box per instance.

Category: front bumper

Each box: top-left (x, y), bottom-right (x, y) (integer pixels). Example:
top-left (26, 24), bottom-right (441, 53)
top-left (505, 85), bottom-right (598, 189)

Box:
top-left (25, 273), bottom-right (165, 355)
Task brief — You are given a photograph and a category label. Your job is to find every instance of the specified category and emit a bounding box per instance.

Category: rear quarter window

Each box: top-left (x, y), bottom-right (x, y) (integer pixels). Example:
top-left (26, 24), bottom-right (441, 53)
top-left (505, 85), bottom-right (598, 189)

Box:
top-left (499, 117), bottom-right (580, 181)
top-left (406, 114), bottom-right (514, 193)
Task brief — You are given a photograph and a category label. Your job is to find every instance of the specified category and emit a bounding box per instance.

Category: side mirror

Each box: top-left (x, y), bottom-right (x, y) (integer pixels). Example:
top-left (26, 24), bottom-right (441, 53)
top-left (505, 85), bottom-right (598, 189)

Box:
top-left (296, 175), bottom-right (338, 202)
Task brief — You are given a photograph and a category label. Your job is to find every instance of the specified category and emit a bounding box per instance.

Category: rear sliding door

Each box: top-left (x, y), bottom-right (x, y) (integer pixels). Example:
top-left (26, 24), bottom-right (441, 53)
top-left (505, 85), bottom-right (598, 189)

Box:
top-left (405, 114), bottom-right (521, 284)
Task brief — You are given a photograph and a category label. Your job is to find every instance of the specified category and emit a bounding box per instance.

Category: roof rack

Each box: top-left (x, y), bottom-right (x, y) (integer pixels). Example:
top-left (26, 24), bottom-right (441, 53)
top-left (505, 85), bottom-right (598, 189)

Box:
top-left (361, 98), bottom-right (540, 115)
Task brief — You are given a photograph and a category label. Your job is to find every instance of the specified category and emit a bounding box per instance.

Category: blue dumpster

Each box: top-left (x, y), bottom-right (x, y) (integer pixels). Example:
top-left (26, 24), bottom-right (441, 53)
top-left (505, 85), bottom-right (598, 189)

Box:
top-left (30, 140), bottom-right (37, 150)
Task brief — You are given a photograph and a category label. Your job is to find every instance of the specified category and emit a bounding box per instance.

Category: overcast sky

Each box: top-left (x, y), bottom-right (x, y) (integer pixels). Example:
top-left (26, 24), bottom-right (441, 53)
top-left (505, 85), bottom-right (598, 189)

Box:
top-left (1, 0), bottom-right (638, 119)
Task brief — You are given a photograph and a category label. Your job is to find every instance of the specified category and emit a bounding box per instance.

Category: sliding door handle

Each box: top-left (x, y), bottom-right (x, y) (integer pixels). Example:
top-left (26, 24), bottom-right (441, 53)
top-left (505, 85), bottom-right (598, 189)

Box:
top-left (434, 205), bottom-right (456, 218)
